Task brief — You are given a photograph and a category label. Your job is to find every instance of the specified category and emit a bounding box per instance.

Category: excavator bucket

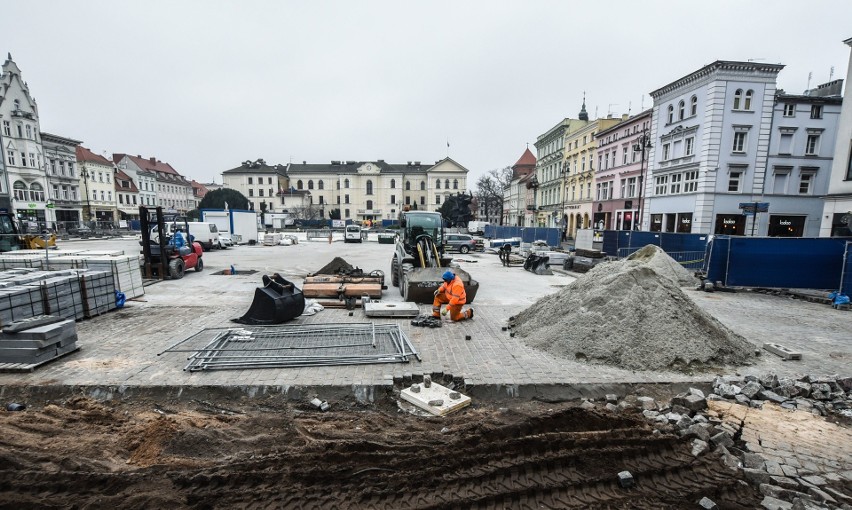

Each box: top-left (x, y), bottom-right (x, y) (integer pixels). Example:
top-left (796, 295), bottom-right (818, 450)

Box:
top-left (403, 267), bottom-right (479, 304)
top-left (232, 274), bottom-right (305, 325)
top-left (25, 234), bottom-right (57, 250)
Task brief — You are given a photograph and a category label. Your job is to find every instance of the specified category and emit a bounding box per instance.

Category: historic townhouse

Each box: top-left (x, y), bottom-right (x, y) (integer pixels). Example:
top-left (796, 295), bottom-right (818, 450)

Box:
top-left (502, 148), bottom-right (536, 226)
top-left (821, 37), bottom-right (852, 237)
top-left (76, 146), bottom-right (117, 224)
top-left (534, 112), bottom-right (589, 229)
top-left (114, 167), bottom-right (140, 222)
top-left (41, 132), bottom-right (83, 228)
top-left (592, 109), bottom-right (653, 231)
top-left (222, 158), bottom-right (469, 223)
top-left (114, 154), bottom-right (157, 208)
top-left (764, 81), bottom-right (842, 237)
top-left (562, 111), bottom-right (623, 237)
top-left (0, 54), bottom-right (49, 227)
top-left (190, 180), bottom-right (208, 211)
top-left (646, 61), bottom-right (784, 235)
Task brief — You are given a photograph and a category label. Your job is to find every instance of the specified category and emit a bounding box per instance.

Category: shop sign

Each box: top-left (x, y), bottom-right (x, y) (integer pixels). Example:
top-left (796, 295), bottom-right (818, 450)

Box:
top-left (27, 203), bottom-right (37, 209)
top-left (46, 202), bottom-right (55, 209)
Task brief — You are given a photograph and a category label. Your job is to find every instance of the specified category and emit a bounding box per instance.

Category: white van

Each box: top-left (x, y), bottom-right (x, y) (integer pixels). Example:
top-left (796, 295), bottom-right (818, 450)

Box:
top-left (344, 224), bottom-right (363, 243)
top-left (467, 221), bottom-right (491, 235)
top-left (186, 222), bottom-right (220, 250)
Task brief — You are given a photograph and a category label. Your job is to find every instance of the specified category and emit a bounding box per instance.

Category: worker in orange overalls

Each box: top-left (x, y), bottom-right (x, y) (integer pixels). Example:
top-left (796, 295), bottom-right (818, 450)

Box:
top-left (432, 270), bottom-right (473, 321)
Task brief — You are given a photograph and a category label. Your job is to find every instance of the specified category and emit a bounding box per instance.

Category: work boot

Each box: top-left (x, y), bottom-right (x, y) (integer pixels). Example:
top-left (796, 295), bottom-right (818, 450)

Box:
top-left (466, 308), bottom-right (474, 320)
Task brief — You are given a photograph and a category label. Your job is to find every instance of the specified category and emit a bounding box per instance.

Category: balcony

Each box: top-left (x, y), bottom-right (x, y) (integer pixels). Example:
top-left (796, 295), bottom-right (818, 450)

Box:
top-left (525, 205), bottom-right (536, 211)
top-left (356, 209), bottom-right (382, 215)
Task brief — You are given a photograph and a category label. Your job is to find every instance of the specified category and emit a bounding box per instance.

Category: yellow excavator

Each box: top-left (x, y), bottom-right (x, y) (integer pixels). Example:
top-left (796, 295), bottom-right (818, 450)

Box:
top-left (0, 213), bottom-right (56, 252)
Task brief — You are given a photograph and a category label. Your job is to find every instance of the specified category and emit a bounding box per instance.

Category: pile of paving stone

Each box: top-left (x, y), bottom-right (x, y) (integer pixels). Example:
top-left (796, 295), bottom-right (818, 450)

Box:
top-left (588, 374), bottom-right (852, 509)
top-left (709, 373), bottom-right (852, 419)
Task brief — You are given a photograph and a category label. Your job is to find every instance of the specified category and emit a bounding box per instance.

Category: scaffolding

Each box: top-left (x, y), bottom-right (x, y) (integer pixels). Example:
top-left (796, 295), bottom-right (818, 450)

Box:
top-left (160, 323), bottom-right (420, 372)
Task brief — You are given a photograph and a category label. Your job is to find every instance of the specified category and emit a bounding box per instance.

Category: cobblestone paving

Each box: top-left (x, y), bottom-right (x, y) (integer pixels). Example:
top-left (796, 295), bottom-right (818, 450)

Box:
top-left (0, 236), bottom-right (849, 402)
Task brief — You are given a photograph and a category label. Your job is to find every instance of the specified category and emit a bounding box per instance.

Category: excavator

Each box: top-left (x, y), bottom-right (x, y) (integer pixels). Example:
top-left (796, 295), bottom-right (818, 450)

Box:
top-left (0, 213), bottom-right (57, 252)
top-left (390, 209), bottom-right (479, 303)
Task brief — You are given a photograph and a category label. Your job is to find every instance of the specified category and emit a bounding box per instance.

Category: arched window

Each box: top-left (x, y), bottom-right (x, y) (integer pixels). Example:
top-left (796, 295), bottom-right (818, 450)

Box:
top-left (436, 179), bottom-right (441, 189)
top-left (744, 90), bottom-right (753, 110)
top-left (420, 181), bottom-right (425, 191)
top-left (366, 180), bottom-right (373, 195)
top-left (390, 179), bottom-right (396, 189)
top-left (366, 200), bottom-right (373, 210)
top-left (667, 105), bottom-right (674, 123)
top-left (690, 95), bottom-right (698, 116)
top-left (344, 178), bottom-right (350, 188)
top-left (297, 180), bottom-right (303, 190)
top-left (13, 181), bottom-right (26, 201)
top-left (405, 181), bottom-right (410, 190)
top-left (336, 180), bottom-right (341, 190)
top-left (678, 100), bottom-right (685, 120)
top-left (307, 179), bottom-right (314, 190)
top-left (318, 180), bottom-right (324, 190)
top-left (733, 89), bottom-right (743, 110)
top-left (453, 179), bottom-right (458, 190)
top-left (444, 179), bottom-right (450, 189)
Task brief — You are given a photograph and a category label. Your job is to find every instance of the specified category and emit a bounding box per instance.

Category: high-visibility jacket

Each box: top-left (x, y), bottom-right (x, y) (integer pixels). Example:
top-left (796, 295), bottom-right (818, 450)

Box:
top-left (438, 275), bottom-right (466, 306)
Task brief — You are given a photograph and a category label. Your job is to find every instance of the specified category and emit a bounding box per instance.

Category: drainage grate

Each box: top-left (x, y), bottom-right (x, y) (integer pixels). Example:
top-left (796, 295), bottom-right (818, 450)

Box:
top-left (160, 323), bottom-right (420, 371)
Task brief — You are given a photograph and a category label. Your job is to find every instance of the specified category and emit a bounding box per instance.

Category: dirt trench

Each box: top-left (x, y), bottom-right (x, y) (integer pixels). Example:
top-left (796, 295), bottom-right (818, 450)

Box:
top-left (0, 396), bottom-right (760, 509)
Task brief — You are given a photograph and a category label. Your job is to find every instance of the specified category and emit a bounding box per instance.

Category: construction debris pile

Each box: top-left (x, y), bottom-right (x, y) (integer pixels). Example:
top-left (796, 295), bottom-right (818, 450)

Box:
top-left (513, 247), bottom-right (754, 372)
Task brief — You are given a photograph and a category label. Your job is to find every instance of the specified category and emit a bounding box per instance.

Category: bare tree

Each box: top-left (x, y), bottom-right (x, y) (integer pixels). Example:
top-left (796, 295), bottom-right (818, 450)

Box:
top-left (475, 167), bottom-right (512, 225)
top-left (290, 204), bottom-right (323, 221)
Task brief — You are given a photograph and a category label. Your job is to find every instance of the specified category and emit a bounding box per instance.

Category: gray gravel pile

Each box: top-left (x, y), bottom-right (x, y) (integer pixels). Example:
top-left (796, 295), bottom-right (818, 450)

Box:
top-left (624, 244), bottom-right (699, 287)
top-left (514, 264), bottom-right (755, 371)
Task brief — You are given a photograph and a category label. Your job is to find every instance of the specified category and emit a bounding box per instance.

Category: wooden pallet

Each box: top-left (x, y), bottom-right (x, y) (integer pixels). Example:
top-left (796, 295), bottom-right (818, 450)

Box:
top-left (0, 346), bottom-right (80, 373)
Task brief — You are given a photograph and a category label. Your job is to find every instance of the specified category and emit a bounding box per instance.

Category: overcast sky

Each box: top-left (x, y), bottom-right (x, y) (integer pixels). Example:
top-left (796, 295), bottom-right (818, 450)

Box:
top-left (5, 1), bottom-right (851, 187)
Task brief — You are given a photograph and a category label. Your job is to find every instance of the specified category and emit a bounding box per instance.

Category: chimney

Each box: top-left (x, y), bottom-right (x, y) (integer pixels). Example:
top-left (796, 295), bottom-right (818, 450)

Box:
top-left (150, 157), bottom-right (156, 164)
top-left (137, 155), bottom-right (142, 158)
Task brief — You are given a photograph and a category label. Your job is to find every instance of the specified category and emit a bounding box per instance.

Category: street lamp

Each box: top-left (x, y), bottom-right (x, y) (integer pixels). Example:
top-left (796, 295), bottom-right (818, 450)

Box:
top-left (526, 175), bottom-right (539, 227)
top-left (80, 166), bottom-right (93, 224)
top-left (560, 161), bottom-right (569, 240)
top-left (633, 130), bottom-right (653, 231)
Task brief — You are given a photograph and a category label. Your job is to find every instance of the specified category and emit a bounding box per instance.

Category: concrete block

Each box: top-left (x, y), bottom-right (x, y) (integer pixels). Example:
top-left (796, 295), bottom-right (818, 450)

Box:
top-left (710, 431), bottom-right (735, 449)
top-left (617, 470), bottom-right (634, 488)
top-left (686, 423), bottom-right (711, 442)
top-left (605, 393), bottom-right (618, 404)
top-left (691, 439), bottom-right (709, 457)
top-left (760, 496), bottom-right (793, 510)
top-left (770, 476), bottom-right (799, 490)
top-left (698, 496), bottom-right (718, 510)
top-left (716, 383), bottom-right (742, 398)
top-left (734, 394), bottom-right (751, 405)
top-left (763, 342), bottom-right (802, 360)
top-left (743, 452), bottom-right (765, 469)
top-left (759, 390), bottom-right (788, 404)
top-left (636, 396), bottom-right (657, 410)
top-left (672, 393), bottom-right (707, 412)
top-left (744, 468), bottom-right (772, 485)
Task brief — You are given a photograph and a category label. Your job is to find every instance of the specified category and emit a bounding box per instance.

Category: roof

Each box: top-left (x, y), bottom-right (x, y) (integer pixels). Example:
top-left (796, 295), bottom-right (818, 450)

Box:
top-left (650, 60), bottom-right (785, 99)
top-left (514, 148), bottom-right (536, 168)
top-left (191, 180), bottom-right (208, 198)
top-left (595, 108), bottom-right (653, 137)
top-left (76, 146), bottom-right (113, 166)
top-left (113, 153), bottom-right (182, 176)
top-left (222, 159), bottom-right (285, 175)
top-left (40, 132), bottom-right (83, 146)
top-left (114, 168), bottom-right (139, 193)
top-left (224, 158), bottom-right (465, 176)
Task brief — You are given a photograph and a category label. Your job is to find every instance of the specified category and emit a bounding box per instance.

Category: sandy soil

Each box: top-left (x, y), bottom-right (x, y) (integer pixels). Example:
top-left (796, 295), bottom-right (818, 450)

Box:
top-left (0, 396), bottom-right (761, 509)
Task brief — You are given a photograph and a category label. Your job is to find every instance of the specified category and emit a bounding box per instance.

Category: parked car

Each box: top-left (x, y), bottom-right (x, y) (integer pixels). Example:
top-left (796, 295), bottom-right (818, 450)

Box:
top-left (444, 233), bottom-right (483, 254)
top-left (218, 231), bottom-right (234, 248)
top-left (344, 225), bottom-right (363, 243)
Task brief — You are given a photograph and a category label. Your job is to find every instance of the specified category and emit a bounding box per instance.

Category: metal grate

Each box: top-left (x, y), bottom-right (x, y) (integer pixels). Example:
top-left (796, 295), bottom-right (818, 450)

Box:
top-left (160, 323), bottom-right (420, 372)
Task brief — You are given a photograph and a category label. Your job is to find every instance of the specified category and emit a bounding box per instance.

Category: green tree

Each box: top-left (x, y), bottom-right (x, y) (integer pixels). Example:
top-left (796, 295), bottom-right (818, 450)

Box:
top-left (198, 188), bottom-right (250, 210)
top-left (328, 208), bottom-right (341, 220)
top-left (186, 209), bottom-right (200, 221)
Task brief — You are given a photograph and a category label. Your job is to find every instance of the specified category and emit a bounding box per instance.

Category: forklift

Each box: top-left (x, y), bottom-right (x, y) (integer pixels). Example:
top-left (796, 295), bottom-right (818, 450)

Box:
top-left (139, 206), bottom-right (203, 279)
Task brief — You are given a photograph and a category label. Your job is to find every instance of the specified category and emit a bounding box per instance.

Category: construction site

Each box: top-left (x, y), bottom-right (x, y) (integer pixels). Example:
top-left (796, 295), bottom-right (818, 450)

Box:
top-left (0, 215), bottom-right (850, 509)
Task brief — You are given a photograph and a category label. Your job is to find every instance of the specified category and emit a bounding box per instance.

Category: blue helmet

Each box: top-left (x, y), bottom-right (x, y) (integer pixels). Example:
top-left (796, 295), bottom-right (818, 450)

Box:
top-left (442, 270), bottom-right (454, 282)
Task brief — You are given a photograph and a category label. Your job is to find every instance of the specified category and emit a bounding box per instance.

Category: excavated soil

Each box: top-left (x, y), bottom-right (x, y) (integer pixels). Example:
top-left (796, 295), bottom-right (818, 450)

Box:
top-left (0, 396), bottom-right (761, 509)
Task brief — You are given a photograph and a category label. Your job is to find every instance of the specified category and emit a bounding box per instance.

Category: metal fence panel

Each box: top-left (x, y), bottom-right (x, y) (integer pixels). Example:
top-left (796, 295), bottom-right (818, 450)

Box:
top-left (840, 242), bottom-right (852, 296)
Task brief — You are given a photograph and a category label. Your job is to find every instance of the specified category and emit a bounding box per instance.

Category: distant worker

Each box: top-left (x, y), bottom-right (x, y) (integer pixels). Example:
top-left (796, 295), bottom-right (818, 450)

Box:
top-left (432, 270), bottom-right (473, 321)
top-left (498, 243), bottom-right (512, 267)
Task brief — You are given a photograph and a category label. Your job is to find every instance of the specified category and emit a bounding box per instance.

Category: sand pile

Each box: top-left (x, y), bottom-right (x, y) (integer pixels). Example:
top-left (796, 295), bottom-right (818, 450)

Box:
top-left (514, 264), bottom-right (754, 372)
top-left (624, 244), bottom-right (698, 287)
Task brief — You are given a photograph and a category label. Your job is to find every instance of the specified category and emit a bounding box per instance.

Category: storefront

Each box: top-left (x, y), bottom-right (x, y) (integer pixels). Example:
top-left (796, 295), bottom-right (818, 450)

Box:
top-left (614, 209), bottom-right (636, 230)
top-left (715, 214), bottom-right (745, 235)
top-left (650, 214), bottom-right (663, 232)
top-left (651, 212), bottom-right (692, 233)
top-left (676, 213), bottom-right (693, 233)
top-left (767, 215), bottom-right (805, 237)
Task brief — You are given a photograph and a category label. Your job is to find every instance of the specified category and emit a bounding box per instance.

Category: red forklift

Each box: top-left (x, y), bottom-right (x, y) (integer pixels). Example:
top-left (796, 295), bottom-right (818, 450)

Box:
top-left (139, 206), bottom-right (203, 279)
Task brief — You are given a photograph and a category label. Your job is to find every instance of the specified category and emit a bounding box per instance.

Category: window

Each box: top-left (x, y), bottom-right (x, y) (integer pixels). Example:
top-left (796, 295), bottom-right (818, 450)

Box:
top-left (345, 209), bottom-right (350, 218)
top-left (297, 180), bottom-right (303, 189)
top-left (622, 147), bottom-right (628, 165)
top-left (52, 184), bottom-right (60, 199)
top-left (783, 104), bottom-right (795, 117)
top-left (444, 179), bottom-right (449, 189)
top-left (107, 191), bottom-right (112, 201)
top-left (269, 188), bottom-right (273, 197)
top-left (728, 171), bottom-right (742, 192)
top-left (810, 105), bottom-right (823, 119)
top-left (390, 194), bottom-right (396, 204)
top-left (7, 150), bottom-right (14, 166)
top-left (366, 200), bottom-right (373, 210)
top-left (268, 177), bottom-right (272, 184)
top-left (667, 105), bottom-right (674, 124)
top-left (779, 133), bottom-right (793, 154)
top-left (744, 90), bottom-right (753, 110)
top-left (336, 180), bottom-right (341, 190)
top-left (598, 154), bottom-right (603, 170)
top-left (678, 100), bottom-right (685, 120)
top-left (405, 196), bottom-right (411, 205)
top-left (259, 189), bottom-right (264, 197)
top-left (366, 180), bottom-right (373, 195)
top-left (436, 195), bottom-right (441, 204)
top-left (318, 180), bottom-right (324, 190)
top-left (626, 177), bottom-right (637, 197)
top-left (586, 183), bottom-right (591, 199)
top-left (17, 124), bottom-right (22, 137)
top-left (2, 121), bottom-right (9, 136)
top-left (20, 152), bottom-right (27, 167)
top-left (685, 137), bottom-right (694, 156)
top-left (25, 125), bottom-right (32, 139)
top-left (690, 96), bottom-right (698, 116)
top-left (248, 177), bottom-right (253, 184)
top-left (662, 143), bottom-right (671, 160)
top-left (654, 175), bottom-right (668, 195)
top-left (773, 171), bottom-right (789, 194)
top-left (405, 181), bottom-right (410, 191)
top-left (318, 196), bottom-right (324, 205)
top-left (799, 172), bottom-right (814, 194)
top-left (805, 134), bottom-right (820, 155)
top-left (248, 189), bottom-right (254, 197)
top-left (733, 89), bottom-right (743, 110)
top-left (683, 171), bottom-right (698, 192)
top-left (336, 196), bottom-right (340, 204)
top-left (669, 173), bottom-right (682, 194)
top-left (732, 132), bottom-right (746, 153)
top-left (420, 196), bottom-right (425, 205)
top-left (453, 179), bottom-right (458, 190)
top-left (599, 181), bottom-right (611, 200)
top-left (344, 178), bottom-right (350, 188)
top-left (390, 179), bottom-right (395, 189)
top-left (345, 194), bottom-right (350, 204)
top-left (308, 180), bottom-right (314, 190)
top-left (100, 191), bottom-right (105, 201)
top-left (436, 179), bottom-right (441, 189)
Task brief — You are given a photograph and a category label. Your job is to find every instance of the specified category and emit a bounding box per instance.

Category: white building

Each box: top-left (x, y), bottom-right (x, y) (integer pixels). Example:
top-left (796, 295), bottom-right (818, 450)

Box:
top-left (76, 146), bottom-right (117, 224)
top-left (41, 132), bottom-right (84, 229)
top-left (114, 154), bottom-right (188, 212)
top-left (821, 37), bottom-right (852, 237)
top-left (646, 60), bottom-right (784, 235)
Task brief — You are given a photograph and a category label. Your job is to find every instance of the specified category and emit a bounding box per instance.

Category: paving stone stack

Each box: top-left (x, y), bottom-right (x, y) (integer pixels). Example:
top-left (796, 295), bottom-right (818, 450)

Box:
top-left (49, 254), bottom-right (144, 299)
top-left (709, 374), bottom-right (852, 419)
top-left (0, 316), bottom-right (78, 367)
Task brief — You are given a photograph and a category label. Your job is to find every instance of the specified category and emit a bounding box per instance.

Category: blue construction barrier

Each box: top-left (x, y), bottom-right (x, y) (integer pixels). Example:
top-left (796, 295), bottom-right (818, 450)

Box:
top-left (483, 226), bottom-right (561, 247)
top-left (601, 231), bottom-right (708, 257)
top-left (704, 236), bottom-right (852, 290)
top-left (842, 242), bottom-right (852, 297)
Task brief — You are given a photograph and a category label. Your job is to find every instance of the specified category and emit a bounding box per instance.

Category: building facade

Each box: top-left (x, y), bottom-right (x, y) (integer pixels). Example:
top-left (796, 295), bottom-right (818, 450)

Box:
top-left (592, 109), bottom-right (653, 231)
top-left (41, 132), bottom-right (83, 228)
top-left (0, 54), bottom-right (50, 228)
top-left (645, 61), bottom-right (784, 235)
top-left (114, 154), bottom-right (157, 208)
top-left (534, 114), bottom-right (589, 229)
top-left (763, 82), bottom-right (843, 237)
top-left (76, 146), bottom-right (118, 224)
top-left (114, 167), bottom-right (140, 221)
top-left (114, 154), bottom-right (189, 212)
top-left (821, 37), bottom-right (852, 237)
top-left (502, 148), bottom-right (536, 226)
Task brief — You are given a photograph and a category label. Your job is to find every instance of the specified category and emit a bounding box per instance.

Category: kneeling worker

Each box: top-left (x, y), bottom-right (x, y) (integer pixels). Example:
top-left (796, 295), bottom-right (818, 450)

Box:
top-left (432, 270), bottom-right (474, 321)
